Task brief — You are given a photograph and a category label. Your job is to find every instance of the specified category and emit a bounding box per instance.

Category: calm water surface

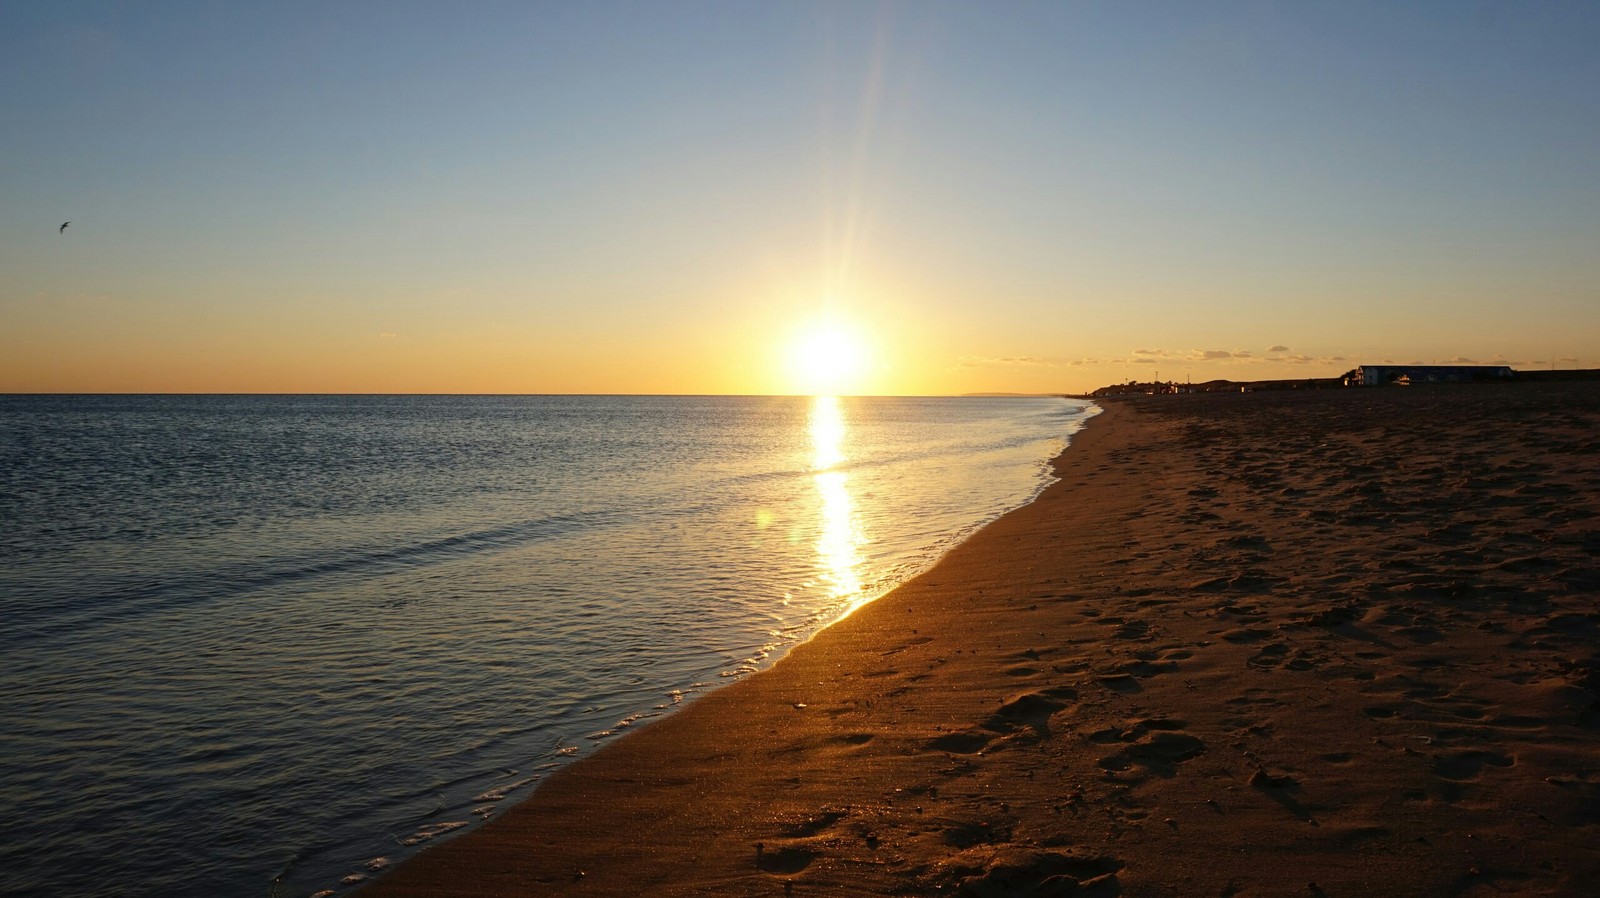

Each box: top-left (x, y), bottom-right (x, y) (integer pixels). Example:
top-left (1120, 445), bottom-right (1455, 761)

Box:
top-left (0, 394), bottom-right (1093, 898)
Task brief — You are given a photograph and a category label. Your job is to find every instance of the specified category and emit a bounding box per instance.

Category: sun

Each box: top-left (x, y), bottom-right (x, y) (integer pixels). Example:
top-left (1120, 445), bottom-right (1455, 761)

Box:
top-left (787, 318), bottom-right (871, 395)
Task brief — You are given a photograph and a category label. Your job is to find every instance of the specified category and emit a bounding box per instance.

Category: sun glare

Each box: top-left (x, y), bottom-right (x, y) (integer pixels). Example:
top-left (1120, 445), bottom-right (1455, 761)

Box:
top-left (787, 319), bottom-right (870, 395)
top-left (809, 396), bottom-right (865, 618)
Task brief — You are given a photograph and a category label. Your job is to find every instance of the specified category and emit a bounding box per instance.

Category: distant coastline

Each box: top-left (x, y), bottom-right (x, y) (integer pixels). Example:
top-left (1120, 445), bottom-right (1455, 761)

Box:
top-left (1077, 365), bottom-right (1600, 398)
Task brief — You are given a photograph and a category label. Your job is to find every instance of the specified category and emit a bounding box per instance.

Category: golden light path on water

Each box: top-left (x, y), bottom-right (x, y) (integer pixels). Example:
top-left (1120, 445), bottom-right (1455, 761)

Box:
top-left (809, 395), bottom-right (868, 619)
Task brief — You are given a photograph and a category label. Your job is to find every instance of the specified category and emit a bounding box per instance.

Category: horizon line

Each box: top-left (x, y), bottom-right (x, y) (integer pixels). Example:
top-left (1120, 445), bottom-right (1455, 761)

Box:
top-left (0, 390), bottom-right (1074, 399)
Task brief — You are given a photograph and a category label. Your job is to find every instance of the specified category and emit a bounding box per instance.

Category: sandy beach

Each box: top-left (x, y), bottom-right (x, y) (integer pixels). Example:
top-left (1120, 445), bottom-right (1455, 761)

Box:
top-left (358, 381), bottom-right (1600, 898)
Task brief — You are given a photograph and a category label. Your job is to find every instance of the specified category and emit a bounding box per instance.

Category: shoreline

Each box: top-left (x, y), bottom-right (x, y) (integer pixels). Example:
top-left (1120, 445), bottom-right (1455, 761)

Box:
top-left (357, 382), bottom-right (1600, 897)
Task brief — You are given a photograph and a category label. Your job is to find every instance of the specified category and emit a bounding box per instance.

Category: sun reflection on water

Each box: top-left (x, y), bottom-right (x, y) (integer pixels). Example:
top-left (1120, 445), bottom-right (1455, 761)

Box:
top-left (809, 396), bottom-right (866, 617)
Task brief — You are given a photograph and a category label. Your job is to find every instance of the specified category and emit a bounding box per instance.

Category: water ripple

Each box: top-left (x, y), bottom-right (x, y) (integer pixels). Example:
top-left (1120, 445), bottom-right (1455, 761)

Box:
top-left (0, 394), bottom-right (1091, 898)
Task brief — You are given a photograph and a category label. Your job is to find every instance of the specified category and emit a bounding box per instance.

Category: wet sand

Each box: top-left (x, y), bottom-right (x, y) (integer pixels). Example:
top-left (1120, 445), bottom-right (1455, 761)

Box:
top-left (358, 381), bottom-right (1600, 897)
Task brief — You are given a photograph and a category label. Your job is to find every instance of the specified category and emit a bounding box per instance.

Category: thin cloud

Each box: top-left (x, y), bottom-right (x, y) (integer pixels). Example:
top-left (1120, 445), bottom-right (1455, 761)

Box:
top-left (958, 355), bottom-right (1057, 368)
top-left (1268, 345), bottom-right (1290, 353)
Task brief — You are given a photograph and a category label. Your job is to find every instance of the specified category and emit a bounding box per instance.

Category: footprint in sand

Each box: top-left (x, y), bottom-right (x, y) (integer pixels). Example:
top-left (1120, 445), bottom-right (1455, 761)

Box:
top-left (1097, 673), bottom-right (1142, 694)
top-left (777, 810), bottom-right (846, 838)
top-left (940, 817), bottom-right (1015, 849)
top-left (931, 848), bottom-right (1122, 897)
top-left (1486, 714), bottom-right (1545, 730)
top-left (927, 732), bottom-right (993, 754)
top-left (1111, 619), bottom-right (1153, 641)
top-left (984, 690), bottom-right (1075, 738)
top-left (1096, 732), bottom-right (1207, 777)
top-left (1098, 647), bottom-right (1188, 689)
top-left (755, 845), bottom-right (815, 874)
top-left (1110, 658), bottom-right (1180, 678)
top-left (1247, 643), bottom-right (1290, 668)
top-left (755, 811), bottom-right (853, 876)
top-left (1093, 719), bottom-right (1206, 777)
top-left (1433, 750), bottom-right (1515, 781)
top-left (1399, 625), bottom-right (1444, 644)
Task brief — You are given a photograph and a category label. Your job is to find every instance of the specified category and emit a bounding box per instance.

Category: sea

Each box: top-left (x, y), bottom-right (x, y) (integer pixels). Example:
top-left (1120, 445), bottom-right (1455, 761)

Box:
top-left (0, 394), bottom-right (1095, 898)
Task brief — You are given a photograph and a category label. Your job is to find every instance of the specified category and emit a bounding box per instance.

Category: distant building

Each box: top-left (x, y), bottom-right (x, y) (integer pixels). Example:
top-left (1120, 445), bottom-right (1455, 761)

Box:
top-left (1344, 365), bottom-right (1513, 387)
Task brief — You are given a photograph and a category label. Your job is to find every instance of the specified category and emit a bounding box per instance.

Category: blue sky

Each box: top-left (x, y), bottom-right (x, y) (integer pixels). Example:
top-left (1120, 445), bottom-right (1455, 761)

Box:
top-left (3, 1), bottom-right (1597, 392)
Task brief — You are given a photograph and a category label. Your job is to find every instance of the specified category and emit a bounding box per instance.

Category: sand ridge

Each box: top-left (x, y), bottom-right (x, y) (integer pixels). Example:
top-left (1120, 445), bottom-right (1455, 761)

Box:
top-left (357, 382), bottom-right (1600, 898)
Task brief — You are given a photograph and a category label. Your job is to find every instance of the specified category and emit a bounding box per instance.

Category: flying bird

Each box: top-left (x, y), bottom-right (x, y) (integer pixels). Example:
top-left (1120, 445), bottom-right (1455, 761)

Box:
top-left (60, 221), bottom-right (70, 234)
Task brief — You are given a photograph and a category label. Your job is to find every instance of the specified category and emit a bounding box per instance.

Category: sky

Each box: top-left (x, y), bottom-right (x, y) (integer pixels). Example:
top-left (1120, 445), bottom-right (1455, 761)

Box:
top-left (2, 1), bottom-right (1596, 395)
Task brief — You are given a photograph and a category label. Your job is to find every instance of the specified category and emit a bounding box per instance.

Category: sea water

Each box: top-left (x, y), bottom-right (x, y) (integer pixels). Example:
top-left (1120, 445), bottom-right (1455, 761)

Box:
top-left (0, 394), bottom-right (1094, 898)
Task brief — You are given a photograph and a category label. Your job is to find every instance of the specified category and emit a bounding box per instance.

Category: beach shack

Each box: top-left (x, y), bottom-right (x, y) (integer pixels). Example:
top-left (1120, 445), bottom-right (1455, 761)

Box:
top-left (1346, 365), bottom-right (1513, 387)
